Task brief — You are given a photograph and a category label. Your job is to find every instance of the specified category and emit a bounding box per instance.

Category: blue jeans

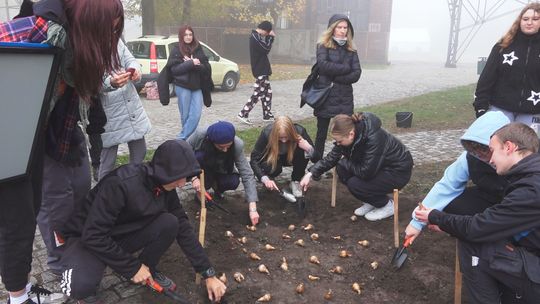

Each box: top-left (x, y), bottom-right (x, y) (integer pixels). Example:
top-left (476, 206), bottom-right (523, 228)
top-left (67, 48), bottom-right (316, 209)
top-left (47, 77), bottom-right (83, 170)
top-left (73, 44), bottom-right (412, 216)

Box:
top-left (175, 86), bottom-right (202, 140)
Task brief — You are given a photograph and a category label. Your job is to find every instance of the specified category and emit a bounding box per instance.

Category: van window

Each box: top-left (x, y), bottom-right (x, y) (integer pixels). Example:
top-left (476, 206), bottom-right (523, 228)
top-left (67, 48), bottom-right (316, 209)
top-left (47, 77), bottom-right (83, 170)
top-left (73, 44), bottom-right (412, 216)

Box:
top-left (155, 45), bottom-right (167, 59)
top-left (127, 41), bottom-right (150, 59)
top-left (201, 46), bottom-right (216, 61)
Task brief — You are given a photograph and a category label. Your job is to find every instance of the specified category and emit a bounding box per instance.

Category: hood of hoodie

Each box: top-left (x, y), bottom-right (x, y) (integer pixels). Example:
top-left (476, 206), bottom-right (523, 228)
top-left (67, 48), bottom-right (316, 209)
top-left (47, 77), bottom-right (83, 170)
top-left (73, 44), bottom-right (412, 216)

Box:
top-left (327, 14), bottom-right (354, 38)
top-left (147, 140), bottom-right (201, 185)
top-left (507, 152), bottom-right (540, 179)
top-left (33, 0), bottom-right (68, 27)
top-left (460, 111), bottom-right (511, 149)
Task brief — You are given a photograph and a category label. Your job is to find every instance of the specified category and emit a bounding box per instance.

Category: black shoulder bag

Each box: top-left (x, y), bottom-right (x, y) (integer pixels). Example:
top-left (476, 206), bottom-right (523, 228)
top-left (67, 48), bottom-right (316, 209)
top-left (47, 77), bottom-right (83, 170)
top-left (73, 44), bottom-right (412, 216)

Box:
top-left (300, 62), bottom-right (333, 109)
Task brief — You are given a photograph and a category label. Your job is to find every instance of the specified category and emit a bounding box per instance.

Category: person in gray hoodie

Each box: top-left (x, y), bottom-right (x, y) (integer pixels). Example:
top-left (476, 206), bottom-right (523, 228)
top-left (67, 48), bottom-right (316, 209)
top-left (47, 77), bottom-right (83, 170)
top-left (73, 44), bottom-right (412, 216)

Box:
top-left (98, 40), bottom-right (152, 181)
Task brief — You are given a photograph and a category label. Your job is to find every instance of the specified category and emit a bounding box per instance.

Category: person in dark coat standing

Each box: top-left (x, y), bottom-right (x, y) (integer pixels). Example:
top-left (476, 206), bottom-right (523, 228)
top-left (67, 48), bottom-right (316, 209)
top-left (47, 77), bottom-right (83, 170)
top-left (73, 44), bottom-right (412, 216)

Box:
top-left (237, 21), bottom-right (275, 125)
top-left (474, 3), bottom-right (540, 136)
top-left (59, 140), bottom-right (227, 303)
top-left (416, 122), bottom-right (540, 304)
top-left (312, 14), bottom-right (361, 162)
top-left (300, 112), bottom-right (413, 221)
top-left (168, 25), bottom-right (212, 140)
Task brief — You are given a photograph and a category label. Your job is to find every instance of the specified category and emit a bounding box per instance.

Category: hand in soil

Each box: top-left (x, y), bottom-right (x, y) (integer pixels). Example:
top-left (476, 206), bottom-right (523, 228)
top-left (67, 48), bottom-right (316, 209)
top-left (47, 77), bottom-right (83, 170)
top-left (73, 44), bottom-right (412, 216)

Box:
top-left (205, 276), bottom-right (226, 303)
top-left (249, 210), bottom-right (259, 225)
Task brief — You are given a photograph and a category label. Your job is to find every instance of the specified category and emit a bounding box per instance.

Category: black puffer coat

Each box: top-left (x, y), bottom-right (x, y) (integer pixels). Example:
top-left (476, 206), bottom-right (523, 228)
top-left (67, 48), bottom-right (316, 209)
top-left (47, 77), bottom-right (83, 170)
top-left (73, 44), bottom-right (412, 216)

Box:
top-left (314, 14), bottom-right (362, 118)
top-left (309, 112), bottom-right (413, 180)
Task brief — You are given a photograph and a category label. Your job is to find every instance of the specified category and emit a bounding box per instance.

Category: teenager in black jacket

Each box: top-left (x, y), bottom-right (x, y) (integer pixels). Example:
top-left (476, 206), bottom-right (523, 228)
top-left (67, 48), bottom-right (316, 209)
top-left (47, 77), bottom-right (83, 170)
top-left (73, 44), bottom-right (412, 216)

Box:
top-left (474, 3), bottom-right (540, 135)
top-left (300, 112), bottom-right (413, 221)
top-left (168, 25), bottom-right (212, 140)
top-left (237, 21), bottom-right (275, 124)
top-left (416, 123), bottom-right (540, 303)
top-left (59, 140), bottom-right (226, 303)
top-left (311, 14), bottom-right (361, 162)
top-left (250, 116), bottom-right (314, 197)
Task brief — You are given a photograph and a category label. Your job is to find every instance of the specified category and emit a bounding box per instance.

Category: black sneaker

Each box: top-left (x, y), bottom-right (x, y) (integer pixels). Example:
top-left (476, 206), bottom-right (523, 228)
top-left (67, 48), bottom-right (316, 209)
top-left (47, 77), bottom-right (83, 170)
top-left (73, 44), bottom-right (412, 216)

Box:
top-left (152, 272), bottom-right (177, 292)
top-left (29, 284), bottom-right (67, 304)
top-left (262, 113), bottom-right (275, 122)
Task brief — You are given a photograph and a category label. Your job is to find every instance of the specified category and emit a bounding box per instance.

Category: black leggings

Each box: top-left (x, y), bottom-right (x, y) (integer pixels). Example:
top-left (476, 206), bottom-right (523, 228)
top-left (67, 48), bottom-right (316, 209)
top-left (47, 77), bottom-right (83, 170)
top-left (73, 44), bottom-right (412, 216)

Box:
top-left (259, 149), bottom-right (309, 181)
top-left (313, 117), bottom-right (331, 162)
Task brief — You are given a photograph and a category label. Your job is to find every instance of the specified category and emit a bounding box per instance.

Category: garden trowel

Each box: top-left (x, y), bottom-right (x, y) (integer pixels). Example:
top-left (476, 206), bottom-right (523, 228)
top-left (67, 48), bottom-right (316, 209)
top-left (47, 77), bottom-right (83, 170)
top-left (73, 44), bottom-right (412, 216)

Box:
top-left (391, 235), bottom-right (414, 269)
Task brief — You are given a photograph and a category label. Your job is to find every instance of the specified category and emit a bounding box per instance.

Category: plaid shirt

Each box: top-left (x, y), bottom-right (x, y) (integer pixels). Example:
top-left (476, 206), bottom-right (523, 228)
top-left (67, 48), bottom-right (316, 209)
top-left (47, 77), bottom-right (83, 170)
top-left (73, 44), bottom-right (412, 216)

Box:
top-left (0, 16), bottom-right (48, 43)
top-left (1, 16), bottom-right (82, 163)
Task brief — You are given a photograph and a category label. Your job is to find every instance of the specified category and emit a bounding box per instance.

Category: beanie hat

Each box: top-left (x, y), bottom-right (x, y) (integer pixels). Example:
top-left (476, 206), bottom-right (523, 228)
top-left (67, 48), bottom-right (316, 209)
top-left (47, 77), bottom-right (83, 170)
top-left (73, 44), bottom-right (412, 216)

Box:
top-left (257, 21), bottom-right (273, 32)
top-left (207, 121), bottom-right (236, 144)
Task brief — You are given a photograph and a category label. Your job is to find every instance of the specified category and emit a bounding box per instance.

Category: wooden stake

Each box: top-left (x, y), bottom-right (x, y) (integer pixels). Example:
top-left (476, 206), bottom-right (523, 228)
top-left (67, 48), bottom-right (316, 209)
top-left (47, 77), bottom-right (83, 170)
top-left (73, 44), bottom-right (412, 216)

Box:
top-left (454, 240), bottom-right (462, 304)
top-left (331, 167), bottom-right (337, 207)
top-left (196, 170), bottom-right (207, 285)
top-left (393, 189), bottom-right (399, 248)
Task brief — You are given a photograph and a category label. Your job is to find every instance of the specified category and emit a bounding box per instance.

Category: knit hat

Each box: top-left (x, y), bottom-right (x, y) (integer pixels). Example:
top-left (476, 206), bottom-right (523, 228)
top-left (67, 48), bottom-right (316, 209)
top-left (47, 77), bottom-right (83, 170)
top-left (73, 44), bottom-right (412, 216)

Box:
top-left (257, 21), bottom-right (273, 32)
top-left (207, 121), bottom-right (236, 144)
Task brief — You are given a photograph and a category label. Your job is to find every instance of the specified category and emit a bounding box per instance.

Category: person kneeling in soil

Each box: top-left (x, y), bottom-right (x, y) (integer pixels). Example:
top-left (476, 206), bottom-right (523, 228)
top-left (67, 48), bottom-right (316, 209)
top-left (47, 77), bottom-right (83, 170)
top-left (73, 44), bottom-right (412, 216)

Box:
top-left (187, 121), bottom-right (260, 225)
top-left (415, 122), bottom-right (540, 303)
top-left (405, 111), bottom-right (511, 241)
top-left (300, 112), bottom-right (413, 221)
top-left (58, 140), bottom-right (226, 303)
top-left (250, 116), bottom-right (315, 197)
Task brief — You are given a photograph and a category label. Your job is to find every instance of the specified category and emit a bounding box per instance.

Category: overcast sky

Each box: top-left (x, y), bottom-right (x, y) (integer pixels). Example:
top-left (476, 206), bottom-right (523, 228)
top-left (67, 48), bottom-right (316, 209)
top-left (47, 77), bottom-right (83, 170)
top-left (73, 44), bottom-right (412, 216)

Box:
top-left (390, 0), bottom-right (528, 63)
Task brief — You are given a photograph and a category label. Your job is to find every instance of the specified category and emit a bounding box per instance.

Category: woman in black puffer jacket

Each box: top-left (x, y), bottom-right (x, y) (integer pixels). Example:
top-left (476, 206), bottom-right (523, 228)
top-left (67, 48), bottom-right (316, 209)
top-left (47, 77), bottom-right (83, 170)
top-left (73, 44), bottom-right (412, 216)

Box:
top-left (300, 113), bottom-right (413, 221)
top-left (312, 14), bottom-right (362, 162)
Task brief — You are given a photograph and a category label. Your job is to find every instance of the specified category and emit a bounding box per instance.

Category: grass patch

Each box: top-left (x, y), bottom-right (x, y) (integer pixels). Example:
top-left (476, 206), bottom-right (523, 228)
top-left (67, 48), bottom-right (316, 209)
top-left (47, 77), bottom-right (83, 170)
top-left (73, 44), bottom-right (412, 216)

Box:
top-left (117, 84), bottom-right (475, 165)
top-left (238, 63), bottom-right (390, 85)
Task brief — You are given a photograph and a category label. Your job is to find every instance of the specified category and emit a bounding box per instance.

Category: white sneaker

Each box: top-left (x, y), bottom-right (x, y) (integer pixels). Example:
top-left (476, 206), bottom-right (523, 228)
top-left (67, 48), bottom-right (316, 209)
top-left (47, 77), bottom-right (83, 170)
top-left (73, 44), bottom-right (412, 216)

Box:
top-left (290, 181), bottom-right (302, 197)
top-left (354, 203), bottom-right (375, 216)
top-left (237, 114), bottom-right (253, 125)
top-left (364, 199), bottom-right (394, 221)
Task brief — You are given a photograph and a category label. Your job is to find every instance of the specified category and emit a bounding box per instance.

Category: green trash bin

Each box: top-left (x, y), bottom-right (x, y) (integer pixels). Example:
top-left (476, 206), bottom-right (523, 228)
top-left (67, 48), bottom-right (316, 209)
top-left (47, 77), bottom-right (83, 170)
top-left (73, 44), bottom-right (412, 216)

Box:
top-left (477, 57), bottom-right (487, 75)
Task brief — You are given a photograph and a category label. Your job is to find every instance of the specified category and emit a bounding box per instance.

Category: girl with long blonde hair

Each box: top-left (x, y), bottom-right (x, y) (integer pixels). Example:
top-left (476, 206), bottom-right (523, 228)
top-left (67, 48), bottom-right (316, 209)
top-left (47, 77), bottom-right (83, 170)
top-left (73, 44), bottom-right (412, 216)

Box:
top-left (312, 14), bottom-right (362, 163)
top-left (300, 112), bottom-right (413, 221)
top-left (250, 116), bottom-right (314, 197)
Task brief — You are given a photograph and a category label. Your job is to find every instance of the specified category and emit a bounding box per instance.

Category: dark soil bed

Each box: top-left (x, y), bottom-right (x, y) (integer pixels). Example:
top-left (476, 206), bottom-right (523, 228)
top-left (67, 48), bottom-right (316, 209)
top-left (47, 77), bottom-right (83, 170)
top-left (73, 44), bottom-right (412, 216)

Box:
top-left (143, 165), bottom-right (459, 304)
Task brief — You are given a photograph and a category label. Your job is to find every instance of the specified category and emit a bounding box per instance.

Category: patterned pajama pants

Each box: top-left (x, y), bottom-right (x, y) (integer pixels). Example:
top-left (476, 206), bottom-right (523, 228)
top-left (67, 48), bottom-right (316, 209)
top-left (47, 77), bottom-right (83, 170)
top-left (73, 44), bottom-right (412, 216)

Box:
top-left (239, 75), bottom-right (273, 118)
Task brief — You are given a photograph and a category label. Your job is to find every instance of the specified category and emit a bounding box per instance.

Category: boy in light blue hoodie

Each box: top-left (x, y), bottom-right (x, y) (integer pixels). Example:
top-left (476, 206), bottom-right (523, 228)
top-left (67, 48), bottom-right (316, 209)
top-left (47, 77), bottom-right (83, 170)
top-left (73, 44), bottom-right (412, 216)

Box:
top-left (405, 111), bottom-right (511, 240)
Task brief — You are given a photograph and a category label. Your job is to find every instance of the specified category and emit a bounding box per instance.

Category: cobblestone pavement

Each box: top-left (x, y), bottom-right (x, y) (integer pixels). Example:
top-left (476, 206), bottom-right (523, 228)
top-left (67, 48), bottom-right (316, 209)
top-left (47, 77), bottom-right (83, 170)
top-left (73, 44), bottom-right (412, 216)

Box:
top-left (1, 61), bottom-right (475, 303)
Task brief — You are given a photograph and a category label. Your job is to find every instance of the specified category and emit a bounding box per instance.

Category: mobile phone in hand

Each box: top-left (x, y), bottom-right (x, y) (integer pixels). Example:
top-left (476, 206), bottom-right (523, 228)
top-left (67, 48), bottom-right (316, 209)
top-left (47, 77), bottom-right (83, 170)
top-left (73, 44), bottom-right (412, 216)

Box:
top-left (127, 68), bottom-right (136, 78)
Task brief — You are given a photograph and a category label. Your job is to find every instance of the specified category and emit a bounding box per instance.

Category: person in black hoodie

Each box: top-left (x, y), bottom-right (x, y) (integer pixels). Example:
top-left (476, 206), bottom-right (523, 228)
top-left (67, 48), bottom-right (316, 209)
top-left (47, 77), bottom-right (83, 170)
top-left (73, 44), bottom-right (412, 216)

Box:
top-left (237, 21), bottom-right (276, 125)
top-left (168, 25), bottom-right (212, 140)
top-left (310, 14), bottom-right (361, 162)
top-left (59, 140), bottom-right (226, 303)
top-left (416, 123), bottom-right (540, 304)
top-left (474, 3), bottom-right (540, 135)
top-left (300, 112), bottom-right (413, 221)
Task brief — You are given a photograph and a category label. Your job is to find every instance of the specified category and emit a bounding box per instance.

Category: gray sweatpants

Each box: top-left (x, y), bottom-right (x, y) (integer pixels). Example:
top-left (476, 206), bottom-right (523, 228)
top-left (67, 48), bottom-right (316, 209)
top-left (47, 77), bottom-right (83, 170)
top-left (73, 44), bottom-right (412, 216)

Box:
top-left (37, 143), bottom-right (91, 274)
top-left (98, 137), bottom-right (146, 180)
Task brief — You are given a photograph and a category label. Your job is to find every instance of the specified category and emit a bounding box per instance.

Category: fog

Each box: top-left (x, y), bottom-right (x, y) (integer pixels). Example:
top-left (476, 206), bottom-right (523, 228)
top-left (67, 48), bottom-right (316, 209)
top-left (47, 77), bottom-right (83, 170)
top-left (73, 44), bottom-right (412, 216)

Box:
top-left (390, 0), bottom-right (528, 64)
top-left (1, 0), bottom-right (532, 66)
